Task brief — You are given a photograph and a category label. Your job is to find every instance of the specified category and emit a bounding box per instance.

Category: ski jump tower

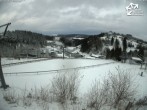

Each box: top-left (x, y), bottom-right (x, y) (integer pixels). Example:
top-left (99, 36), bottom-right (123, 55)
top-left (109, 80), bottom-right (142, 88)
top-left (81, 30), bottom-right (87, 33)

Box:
top-left (0, 23), bottom-right (11, 89)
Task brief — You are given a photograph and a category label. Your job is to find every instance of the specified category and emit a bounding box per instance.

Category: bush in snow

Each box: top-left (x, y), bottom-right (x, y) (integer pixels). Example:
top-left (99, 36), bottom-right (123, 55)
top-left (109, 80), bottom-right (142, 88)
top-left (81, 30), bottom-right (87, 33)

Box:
top-left (34, 87), bottom-right (50, 102)
top-left (86, 67), bottom-right (136, 110)
top-left (135, 96), bottom-right (147, 109)
top-left (21, 87), bottom-right (33, 107)
top-left (3, 89), bottom-right (19, 104)
top-left (86, 80), bottom-right (109, 110)
top-left (51, 70), bottom-right (81, 104)
top-left (107, 67), bottom-right (136, 109)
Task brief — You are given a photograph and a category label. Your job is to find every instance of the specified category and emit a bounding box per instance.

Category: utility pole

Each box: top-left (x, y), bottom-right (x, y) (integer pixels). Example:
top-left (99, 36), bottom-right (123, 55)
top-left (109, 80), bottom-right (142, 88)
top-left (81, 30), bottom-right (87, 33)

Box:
top-left (63, 47), bottom-right (65, 59)
top-left (0, 23), bottom-right (11, 89)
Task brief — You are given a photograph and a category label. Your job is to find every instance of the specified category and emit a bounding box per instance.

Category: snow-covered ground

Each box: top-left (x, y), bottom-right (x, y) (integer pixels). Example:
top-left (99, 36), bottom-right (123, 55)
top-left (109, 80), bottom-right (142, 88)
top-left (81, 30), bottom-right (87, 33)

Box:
top-left (1, 58), bottom-right (46, 65)
top-left (0, 59), bottom-right (147, 110)
top-left (3, 59), bottom-right (113, 73)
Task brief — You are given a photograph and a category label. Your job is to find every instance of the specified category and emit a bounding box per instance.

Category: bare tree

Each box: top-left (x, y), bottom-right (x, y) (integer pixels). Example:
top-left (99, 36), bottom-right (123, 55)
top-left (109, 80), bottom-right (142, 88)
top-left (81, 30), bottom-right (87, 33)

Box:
top-left (0, 55), bottom-right (9, 89)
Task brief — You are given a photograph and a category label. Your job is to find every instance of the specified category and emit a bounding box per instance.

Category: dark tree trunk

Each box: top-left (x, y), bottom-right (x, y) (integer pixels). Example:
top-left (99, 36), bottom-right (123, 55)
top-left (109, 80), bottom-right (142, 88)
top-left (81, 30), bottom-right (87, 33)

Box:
top-left (125, 102), bottom-right (133, 110)
top-left (0, 55), bottom-right (9, 89)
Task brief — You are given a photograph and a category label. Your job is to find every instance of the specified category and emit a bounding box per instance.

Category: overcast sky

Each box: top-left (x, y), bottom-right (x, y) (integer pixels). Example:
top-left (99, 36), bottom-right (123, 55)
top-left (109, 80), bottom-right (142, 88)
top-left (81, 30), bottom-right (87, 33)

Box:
top-left (0, 0), bottom-right (147, 41)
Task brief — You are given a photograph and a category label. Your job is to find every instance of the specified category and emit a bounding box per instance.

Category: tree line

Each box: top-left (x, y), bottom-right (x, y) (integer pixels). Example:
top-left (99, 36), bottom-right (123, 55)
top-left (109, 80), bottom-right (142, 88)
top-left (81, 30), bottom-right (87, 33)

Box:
top-left (0, 30), bottom-right (48, 57)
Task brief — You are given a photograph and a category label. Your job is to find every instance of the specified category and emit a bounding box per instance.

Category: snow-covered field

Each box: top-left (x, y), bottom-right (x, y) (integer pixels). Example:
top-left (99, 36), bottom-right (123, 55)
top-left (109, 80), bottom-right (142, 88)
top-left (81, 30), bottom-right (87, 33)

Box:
top-left (1, 58), bottom-right (47, 65)
top-left (3, 59), bottom-right (114, 73)
top-left (0, 59), bottom-right (147, 110)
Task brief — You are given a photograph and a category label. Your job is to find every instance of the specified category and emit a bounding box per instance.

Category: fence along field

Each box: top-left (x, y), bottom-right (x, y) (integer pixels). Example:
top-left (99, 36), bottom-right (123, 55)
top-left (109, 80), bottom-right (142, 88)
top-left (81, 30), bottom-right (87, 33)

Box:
top-left (4, 61), bottom-right (115, 75)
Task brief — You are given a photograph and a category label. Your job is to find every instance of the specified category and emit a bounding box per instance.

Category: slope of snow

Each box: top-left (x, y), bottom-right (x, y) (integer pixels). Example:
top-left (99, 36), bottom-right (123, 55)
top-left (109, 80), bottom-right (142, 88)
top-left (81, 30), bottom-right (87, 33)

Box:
top-left (128, 40), bottom-right (138, 48)
top-left (126, 47), bottom-right (137, 53)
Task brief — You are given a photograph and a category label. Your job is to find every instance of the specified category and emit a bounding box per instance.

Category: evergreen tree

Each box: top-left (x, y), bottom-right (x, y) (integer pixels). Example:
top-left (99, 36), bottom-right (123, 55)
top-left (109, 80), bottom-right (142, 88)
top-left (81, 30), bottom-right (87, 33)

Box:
top-left (111, 37), bottom-right (114, 46)
top-left (114, 38), bottom-right (119, 49)
top-left (110, 48), bottom-right (115, 59)
top-left (106, 48), bottom-right (111, 59)
top-left (123, 37), bottom-right (127, 52)
top-left (80, 38), bottom-right (89, 52)
top-left (80, 36), bottom-right (103, 53)
top-left (110, 38), bottom-right (122, 61)
top-left (114, 47), bottom-right (122, 61)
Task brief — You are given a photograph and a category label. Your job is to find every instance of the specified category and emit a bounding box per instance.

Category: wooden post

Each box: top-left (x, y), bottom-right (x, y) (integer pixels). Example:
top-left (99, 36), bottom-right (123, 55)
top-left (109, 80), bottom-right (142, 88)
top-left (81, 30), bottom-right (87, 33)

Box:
top-left (140, 62), bottom-right (143, 69)
top-left (0, 55), bottom-right (9, 89)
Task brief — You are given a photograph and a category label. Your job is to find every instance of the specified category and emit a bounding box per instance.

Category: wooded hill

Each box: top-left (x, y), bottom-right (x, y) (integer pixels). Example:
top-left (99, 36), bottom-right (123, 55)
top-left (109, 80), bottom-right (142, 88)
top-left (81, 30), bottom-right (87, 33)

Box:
top-left (4, 30), bottom-right (47, 46)
top-left (0, 30), bottom-right (50, 57)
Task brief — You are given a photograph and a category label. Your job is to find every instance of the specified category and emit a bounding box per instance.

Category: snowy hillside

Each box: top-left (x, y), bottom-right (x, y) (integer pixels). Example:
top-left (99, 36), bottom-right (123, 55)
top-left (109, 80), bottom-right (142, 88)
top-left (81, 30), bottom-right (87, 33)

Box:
top-left (45, 32), bottom-right (147, 60)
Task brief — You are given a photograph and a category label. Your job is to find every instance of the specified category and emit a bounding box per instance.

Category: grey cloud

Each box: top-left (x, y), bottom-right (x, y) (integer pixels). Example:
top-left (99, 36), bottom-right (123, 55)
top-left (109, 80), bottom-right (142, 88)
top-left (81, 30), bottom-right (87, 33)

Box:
top-left (0, 0), bottom-right (147, 41)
